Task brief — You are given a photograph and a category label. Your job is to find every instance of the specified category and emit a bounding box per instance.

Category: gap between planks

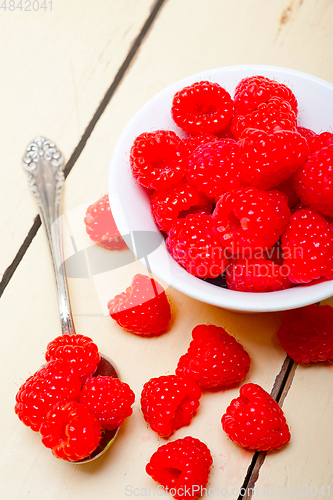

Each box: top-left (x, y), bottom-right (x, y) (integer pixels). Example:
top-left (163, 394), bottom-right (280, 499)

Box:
top-left (0, 0), bottom-right (167, 299)
top-left (237, 357), bottom-right (298, 500)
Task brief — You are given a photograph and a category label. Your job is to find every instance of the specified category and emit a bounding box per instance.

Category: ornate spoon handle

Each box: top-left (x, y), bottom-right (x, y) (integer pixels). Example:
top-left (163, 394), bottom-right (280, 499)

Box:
top-left (22, 136), bottom-right (75, 335)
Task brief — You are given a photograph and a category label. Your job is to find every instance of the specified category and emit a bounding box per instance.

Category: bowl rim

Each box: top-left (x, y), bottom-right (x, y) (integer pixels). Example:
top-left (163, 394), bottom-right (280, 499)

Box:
top-left (109, 64), bottom-right (333, 312)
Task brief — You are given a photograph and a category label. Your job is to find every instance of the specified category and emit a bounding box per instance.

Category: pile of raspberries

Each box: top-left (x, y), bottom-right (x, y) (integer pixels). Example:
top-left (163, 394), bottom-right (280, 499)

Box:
top-left (129, 76), bottom-right (333, 292)
top-left (15, 334), bottom-right (135, 462)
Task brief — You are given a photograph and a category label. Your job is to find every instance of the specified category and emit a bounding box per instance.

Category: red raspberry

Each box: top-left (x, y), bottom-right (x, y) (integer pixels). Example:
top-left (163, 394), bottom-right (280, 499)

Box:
top-left (80, 376), bottom-right (135, 430)
top-left (212, 187), bottom-right (290, 256)
top-left (277, 304), bottom-right (333, 363)
top-left (178, 199), bottom-right (214, 219)
top-left (186, 139), bottom-right (242, 198)
top-left (146, 436), bottom-right (212, 500)
top-left (307, 131), bottom-right (333, 154)
top-left (171, 81), bottom-right (233, 134)
top-left (141, 375), bottom-right (201, 438)
top-left (239, 128), bottom-right (308, 190)
top-left (231, 96), bottom-right (297, 139)
top-left (225, 257), bottom-right (292, 292)
top-left (297, 126), bottom-right (316, 141)
top-left (40, 401), bottom-right (101, 462)
top-left (166, 214), bottom-right (228, 278)
top-left (107, 274), bottom-right (171, 336)
top-left (265, 241), bottom-right (284, 265)
top-left (234, 75), bottom-right (298, 115)
top-left (293, 145), bottom-right (333, 217)
top-left (176, 324), bottom-right (250, 389)
top-left (281, 208), bottom-right (333, 283)
top-left (130, 130), bottom-right (185, 190)
top-left (150, 180), bottom-right (211, 232)
top-left (182, 132), bottom-right (220, 157)
top-left (15, 360), bottom-right (82, 432)
top-left (215, 121), bottom-right (236, 140)
top-left (84, 195), bottom-right (127, 250)
top-left (275, 177), bottom-right (300, 208)
top-left (222, 383), bottom-right (291, 451)
top-left (45, 334), bottom-right (100, 383)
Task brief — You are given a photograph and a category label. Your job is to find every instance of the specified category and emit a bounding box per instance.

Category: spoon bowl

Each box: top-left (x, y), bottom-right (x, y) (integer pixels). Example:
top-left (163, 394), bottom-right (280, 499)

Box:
top-left (22, 136), bottom-right (119, 463)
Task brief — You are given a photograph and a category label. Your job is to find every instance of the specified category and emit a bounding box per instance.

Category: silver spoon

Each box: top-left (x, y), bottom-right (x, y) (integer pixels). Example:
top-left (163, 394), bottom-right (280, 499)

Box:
top-left (22, 136), bottom-right (119, 463)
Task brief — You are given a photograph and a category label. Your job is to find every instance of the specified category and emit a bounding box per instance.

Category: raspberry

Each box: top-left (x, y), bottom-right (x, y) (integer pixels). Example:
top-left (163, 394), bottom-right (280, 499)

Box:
top-left (234, 75), bottom-right (298, 115)
top-left (166, 213), bottom-right (228, 278)
top-left (150, 180), bottom-right (211, 232)
top-left (297, 126), bottom-right (316, 141)
top-left (146, 436), bottom-right (212, 500)
top-left (231, 96), bottom-right (297, 139)
top-left (266, 241), bottom-right (284, 266)
top-left (107, 274), bottom-right (171, 336)
top-left (277, 304), bottom-right (333, 363)
top-left (239, 128), bottom-right (308, 190)
top-left (140, 375), bottom-right (201, 437)
top-left (80, 376), bottom-right (135, 430)
top-left (171, 80), bottom-right (233, 134)
top-left (225, 257), bottom-right (292, 292)
top-left (40, 401), bottom-right (101, 462)
top-left (222, 383), bottom-right (290, 451)
top-left (186, 139), bottom-right (242, 198)
top-left (15, 360), bottom-right (82, 432)
top-left (182, 132), bottom-right (220, 157)
top-left (281, 208), bottom-right (333, 283)
top-left (307, 131), bottom-right (333, 154)
top-left (176, 324), bottom-right (250, 389)
top-left (45, 334), bottom-right (100, 383)
top-left (130, 130), bottom-right (185, 190)
top-left (293, 145), bottom-right (333, 217)
top-left (212, 187), bottom-right (290, 256)
top-left (275, 177), bottom-right (299, 208)
top-left (84, 195), bottom-right (127, 250)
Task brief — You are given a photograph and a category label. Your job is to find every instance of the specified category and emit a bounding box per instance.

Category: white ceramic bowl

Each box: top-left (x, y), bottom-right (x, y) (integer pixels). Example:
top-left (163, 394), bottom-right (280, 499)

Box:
top-left (109, 64), bottom-right (333, 313)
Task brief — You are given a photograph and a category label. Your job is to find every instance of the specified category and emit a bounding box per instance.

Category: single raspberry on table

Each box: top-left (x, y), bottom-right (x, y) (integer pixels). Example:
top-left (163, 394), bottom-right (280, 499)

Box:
top-left (307, 131), bottom-right (333, 154)
top-left (146, 436), bottom-right (212, 500)
top-left (182, 132), bottom-right (220, 157)
top-left (141, 375), bottom-right (201, 438)
top-left (212, 187), bottom-right (290, 256)
top-left (107, 274), bottom-right (171, 336)
top-left (222, 383), bottom-right (291, 451)
top-left (80, 376), bottom-right (135, 430)
top-left (150, 180), bottom-right (212, 232)
top-left (239, 128), bottom-right (308, 190)
top-left (186, 139), bottom-right (242, 198)
top-left (176, 324), bottom-right (250, 389)
top-left (84, 194), bottom-right (127, 250)
top-left (293, 144), bottom-right (333, 217)
top-left (130, 130), bottom-right (185, 190)
top-left (225, 257), bottom-right (292, 292)
top-left (15, 360), bottom-right (82, 432)
top-left (40, 401), bottom-right (101, 462)
top-left (171, 80), bottom-right (234, 135)
top-left (45, 334), bottom-right (100, 383)
top-left (281, 208), bottom-right (333, 284)
top-left (231, 96), bottom-right (297, 139)
top-left (166, 213), bottom-right (228, 279)
top-left (233, 75), bottom-right (298, 115)
top-left (277, 304), bottom-right (333, 363)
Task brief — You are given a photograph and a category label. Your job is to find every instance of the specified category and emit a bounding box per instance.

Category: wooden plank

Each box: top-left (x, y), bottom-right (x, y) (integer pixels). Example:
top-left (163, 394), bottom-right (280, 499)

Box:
top-left (246, 296), bottom-right (333, 500)
top-left (0, 0), bottom-right (156, 278)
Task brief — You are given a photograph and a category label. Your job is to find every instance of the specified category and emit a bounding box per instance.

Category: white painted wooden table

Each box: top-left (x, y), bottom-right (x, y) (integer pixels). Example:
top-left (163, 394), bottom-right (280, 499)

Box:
top-left (1, 1), bottom-right (333, 499)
